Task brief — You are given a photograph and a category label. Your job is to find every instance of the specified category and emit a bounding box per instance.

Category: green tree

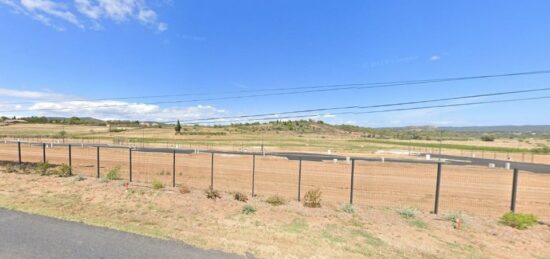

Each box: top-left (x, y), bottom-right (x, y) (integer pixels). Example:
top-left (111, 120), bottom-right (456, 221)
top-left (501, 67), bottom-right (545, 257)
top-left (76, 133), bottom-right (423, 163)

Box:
top-left (175, 120), bottom-right (182, 135)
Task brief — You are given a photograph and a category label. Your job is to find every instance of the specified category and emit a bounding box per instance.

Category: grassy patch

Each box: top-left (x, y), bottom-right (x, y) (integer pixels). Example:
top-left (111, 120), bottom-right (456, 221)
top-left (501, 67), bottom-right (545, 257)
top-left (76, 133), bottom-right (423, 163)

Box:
top-left (241, 205), bottom-right (256, 215)
top-left (397, 207), bottom-right (418, 219)
top-left (338, 203), bottom-right (355, 213)
top-left (265, 195), bottom-right (286, 206)
top-left (283, 218), bottom-right (308, 233)
top-left (151, 180), bottom-right (164, 190)
top-left (500, 212), bottom-right (538, 230)
top-left (350, 229), bottom-right (385, 247)
top-left (105, 166), bottom-right (121, 181)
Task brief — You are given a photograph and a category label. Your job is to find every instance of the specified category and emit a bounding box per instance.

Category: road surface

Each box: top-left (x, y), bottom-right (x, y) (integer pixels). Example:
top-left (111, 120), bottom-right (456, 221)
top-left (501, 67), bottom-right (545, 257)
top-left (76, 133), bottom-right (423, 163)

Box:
top-left (0, 208), bottom-right (243, 259)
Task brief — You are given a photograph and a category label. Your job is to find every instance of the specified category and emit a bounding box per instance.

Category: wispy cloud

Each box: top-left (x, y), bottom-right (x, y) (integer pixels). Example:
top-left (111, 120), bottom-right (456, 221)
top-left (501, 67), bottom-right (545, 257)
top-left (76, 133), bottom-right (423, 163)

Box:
top-left (0, 87), bottom-right (64, 99)
top-left (0, 0), bottom-right (167, 32)
top-left (25, 101), bottom-right (226, 121)
top-left (430, 55), bottom-right (441, 61)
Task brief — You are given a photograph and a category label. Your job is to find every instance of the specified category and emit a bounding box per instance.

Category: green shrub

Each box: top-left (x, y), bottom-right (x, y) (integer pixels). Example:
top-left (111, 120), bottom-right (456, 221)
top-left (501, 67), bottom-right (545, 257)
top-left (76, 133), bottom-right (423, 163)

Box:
top-left (397, 207), bottom-right (418, 219)
top-left (151, 180), bottom-right (164, 190)
top-left (56, 164), bottom-right (71, 177)
top-left (265, 195), bottom-right (286, 206)
top-left (205, 188), bottom-right (221, 200)
top-left (242, 205), bottom-right (256, 215)
top-left (35, 162), bottom-right (51, 175)
top-left (339, 203), bottom-right (355, 213)
top-left (74, 175), bottom-right (85, 181)
top-left (303, 188), bottom-right (322, 208)
top-left (233, 192), bottom-right (248, 202)
top-left (481, 135), bottom-right (495, 142)
top-left (500, 212), bottom-right (538, 230)
top-left (105, 166), bottom-right (121, 181)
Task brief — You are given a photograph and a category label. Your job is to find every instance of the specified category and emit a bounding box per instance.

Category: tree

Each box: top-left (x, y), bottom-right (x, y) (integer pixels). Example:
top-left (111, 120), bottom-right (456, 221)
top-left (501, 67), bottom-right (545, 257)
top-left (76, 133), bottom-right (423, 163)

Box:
top-left (175, 120), bottom-right (182, 135)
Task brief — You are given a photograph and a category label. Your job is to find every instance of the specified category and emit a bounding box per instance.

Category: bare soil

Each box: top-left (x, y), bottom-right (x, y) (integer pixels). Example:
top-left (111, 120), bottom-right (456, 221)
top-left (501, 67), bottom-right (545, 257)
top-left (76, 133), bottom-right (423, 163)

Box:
top-left (0, 169), bottom-right (549, 258)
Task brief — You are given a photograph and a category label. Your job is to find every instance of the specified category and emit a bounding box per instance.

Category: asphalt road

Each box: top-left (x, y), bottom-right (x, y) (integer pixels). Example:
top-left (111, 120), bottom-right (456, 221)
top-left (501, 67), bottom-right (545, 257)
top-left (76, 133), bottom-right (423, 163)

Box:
top-left (0, 208), bottom-right (242, 259)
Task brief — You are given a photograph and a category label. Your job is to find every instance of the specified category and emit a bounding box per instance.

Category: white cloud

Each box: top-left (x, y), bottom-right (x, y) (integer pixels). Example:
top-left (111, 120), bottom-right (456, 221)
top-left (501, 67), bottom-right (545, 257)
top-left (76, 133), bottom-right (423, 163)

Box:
top-left (23, 101), bottom-right (226, 122)
top-left (0, 87), bottom-right (64, 98)
top-left (430, 55), bottom-right (441, 61)
top-left (0, 0), bottom-right (167, 31)
top-left (21, 0), bottom-right (84, 29)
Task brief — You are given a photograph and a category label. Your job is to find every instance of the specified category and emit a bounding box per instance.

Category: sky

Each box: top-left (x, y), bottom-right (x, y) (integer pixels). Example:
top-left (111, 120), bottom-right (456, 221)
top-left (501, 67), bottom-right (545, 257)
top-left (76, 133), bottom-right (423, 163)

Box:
top-left (0, 0), bottom-right (549, 127)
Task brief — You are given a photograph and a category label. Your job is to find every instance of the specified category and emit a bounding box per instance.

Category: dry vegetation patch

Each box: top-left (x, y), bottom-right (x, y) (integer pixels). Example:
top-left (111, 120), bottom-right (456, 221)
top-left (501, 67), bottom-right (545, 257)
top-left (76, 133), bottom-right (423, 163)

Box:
top-left (0, 165), bottom-right (549, 258)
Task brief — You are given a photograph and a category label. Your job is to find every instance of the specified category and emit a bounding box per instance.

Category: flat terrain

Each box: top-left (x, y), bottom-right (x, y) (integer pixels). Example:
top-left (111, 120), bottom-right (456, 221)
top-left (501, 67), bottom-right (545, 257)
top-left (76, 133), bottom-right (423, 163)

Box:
top-left (1, 143), bottom-right (549, 221)
top-left (2, 123), bottom-right (550, 164)
top-left (0, 170), bottom-right (549, 258)
top-left (0, 208), bottom-right (239, 259)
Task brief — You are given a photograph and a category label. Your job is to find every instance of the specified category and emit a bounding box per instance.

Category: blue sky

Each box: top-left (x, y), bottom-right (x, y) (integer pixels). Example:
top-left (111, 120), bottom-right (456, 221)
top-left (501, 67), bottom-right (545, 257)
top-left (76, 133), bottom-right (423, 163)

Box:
top-left (1, 0), bottom-right (549, 127)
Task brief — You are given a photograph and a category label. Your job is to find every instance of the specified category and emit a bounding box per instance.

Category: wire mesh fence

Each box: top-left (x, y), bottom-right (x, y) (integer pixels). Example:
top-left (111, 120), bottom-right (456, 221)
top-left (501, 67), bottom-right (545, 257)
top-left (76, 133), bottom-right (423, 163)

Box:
top-left (354, 161), bottom-right (437, 211)
top-left (0, 141), bottom-right (549, 221)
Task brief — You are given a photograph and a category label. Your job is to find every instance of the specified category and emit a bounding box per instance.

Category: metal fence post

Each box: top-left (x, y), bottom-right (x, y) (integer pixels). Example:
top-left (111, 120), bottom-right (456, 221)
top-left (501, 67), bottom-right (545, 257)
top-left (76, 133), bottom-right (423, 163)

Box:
top-left (350, 159), bottom-right (355, 204)
top-left (17, 141), bottom-right (22, 164)
top-left (210, 152), bottom-right (214, 189)
top-left (96, 146), bottom-right (100, 178)
top-left (42, 143), bottom-right (46, 163)
top-left (129, 148), bottom-right (132, 182)
top-left (511, 168), bottom-right (519, 212)
top-left (68, 144), bottom-right (72, 176)
top-left (172, 150), bottom-right (176, 187)
top-left (298, 158), bottom-right (302, 201)
top-left (252, 154), bottom-right (256, 197)
top-left (434, 162), bottom-right (442, 214)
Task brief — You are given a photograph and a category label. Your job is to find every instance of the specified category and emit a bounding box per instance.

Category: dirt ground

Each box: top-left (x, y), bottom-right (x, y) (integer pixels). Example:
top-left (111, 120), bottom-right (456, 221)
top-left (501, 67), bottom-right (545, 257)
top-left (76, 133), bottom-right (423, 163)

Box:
top-left (0, 169), bottom-right (549, 258)
top-left (1, 143), bottom-right (549, 222)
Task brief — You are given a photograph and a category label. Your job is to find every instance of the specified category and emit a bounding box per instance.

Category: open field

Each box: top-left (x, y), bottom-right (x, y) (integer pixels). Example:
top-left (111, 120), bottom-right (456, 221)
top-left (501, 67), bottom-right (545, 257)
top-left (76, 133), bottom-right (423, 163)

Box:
top-left (2, 123), bottom-right (550, 164)
top-left (1, 143), bottom-right (549, 222)
top-left (0, 169), bottom-right (549, 258)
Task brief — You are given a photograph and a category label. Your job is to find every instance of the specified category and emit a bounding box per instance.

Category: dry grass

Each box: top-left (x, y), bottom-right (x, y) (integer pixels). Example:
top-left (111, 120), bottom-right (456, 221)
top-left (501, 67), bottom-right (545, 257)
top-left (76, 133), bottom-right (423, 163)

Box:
top-left (0, 168), bottom-right (549, 258)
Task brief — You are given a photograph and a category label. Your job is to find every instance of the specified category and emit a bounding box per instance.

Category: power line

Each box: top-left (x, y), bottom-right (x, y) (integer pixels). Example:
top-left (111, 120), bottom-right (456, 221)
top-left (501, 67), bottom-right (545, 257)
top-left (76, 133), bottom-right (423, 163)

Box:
top-left (3, 69), bottom-right (550, 110)
top-left (176, 87), bottom-right (550, 123)
top-left (173, 95), bottom-right (550, 125)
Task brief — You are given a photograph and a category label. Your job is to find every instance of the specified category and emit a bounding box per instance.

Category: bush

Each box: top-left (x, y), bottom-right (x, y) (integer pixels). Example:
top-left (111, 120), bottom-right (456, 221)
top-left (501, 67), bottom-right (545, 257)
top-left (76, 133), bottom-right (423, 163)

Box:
top-left (397, 207), bottom-right (418, 219)
top-left (481, 135), bottom-right (495, 142)
top-left (242, 205), bottom-right (256, 215)
top-left (339, 203), bottom-right (355, 214)
top-left (56, 164), bottom-right (71, 177)
top-left (35, 162), bottom-right (51, 175)
top-left (152, 180), bottom-right (164, 190)
top-left (303, 189), bottom-right (322, 208)
top-left (205, 188), bottom-right (221, 200)
top-left (233, 192), bottom-right (248, 202)
top-left (500, 212), bottom-right (538, 230)
top-left (74, 175), bottom-right (85, 181)
top-left (178, 184), bottom-right (190, 194)
top-left (265, 195), bottom-right (286, 206)
top-left (105, 166), bottom-right (121, 181)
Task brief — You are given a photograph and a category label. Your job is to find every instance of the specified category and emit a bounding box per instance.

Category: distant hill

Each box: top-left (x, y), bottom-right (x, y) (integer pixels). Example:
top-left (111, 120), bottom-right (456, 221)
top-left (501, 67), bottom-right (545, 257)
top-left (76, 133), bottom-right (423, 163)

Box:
top-left (439, 125), bottom-right (550, 133)
top-left (8, 116), bottom-right (550, 138)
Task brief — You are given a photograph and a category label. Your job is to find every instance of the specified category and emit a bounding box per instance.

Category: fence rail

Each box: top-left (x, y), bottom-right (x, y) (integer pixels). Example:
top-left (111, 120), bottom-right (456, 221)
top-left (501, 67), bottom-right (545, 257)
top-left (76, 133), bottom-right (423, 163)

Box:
top-left (1, 141), bottom-right (549, 221)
